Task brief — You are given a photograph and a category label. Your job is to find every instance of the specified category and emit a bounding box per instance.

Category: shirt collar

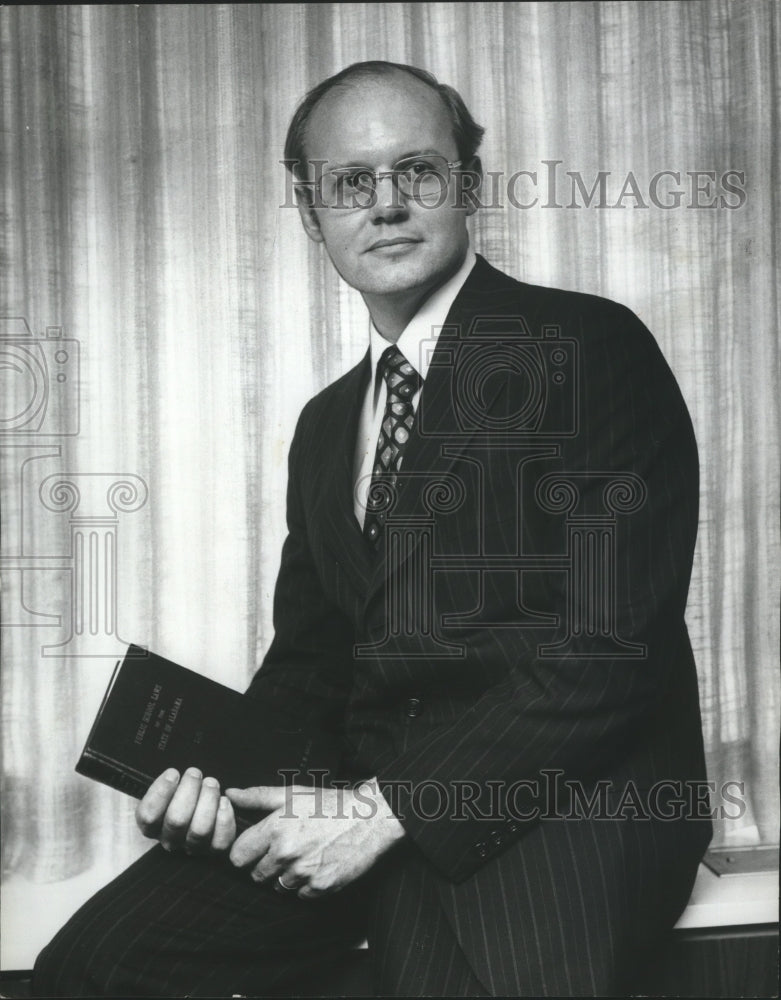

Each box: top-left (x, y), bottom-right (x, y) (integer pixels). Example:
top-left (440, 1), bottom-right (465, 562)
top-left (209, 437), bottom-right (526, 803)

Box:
top-left (369, 247), bottom-right (476, 383)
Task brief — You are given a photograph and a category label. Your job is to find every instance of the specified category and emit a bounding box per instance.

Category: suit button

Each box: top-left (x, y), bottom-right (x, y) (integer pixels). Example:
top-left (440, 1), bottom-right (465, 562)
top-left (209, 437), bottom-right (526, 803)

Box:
top-left (507, 821), bottom-right (519, 834)
top-left (474, 842), bottom-right (488, 858)
top-left (491, 830), bottom-right (503, 847)
top-left (405, 697), bottom-right (422, 718)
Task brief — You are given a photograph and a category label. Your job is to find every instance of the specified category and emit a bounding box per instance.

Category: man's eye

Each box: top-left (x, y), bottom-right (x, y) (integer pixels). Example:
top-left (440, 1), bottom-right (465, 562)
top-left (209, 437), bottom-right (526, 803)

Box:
top-left (337, 170), bottom-right (374, 192)
top-left (404, 160), bottom-right (439, 178)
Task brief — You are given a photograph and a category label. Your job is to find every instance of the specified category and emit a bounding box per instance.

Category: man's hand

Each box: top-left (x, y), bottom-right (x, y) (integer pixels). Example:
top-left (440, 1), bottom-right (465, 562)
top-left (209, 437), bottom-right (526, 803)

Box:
top-left (226, 778), bottom-right (405, 899)
top-left (135, 767), bottom-right (237, 854)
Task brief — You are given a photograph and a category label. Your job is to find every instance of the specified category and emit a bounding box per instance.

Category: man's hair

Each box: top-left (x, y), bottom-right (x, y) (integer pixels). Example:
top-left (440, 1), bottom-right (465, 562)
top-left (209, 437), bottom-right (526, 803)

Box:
top-left (284, 60), bottom-right (485, 180)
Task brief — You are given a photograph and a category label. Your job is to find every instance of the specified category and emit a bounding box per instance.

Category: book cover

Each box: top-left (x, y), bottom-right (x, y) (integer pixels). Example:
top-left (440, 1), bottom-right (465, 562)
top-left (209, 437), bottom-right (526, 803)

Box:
top-left (76, 644), bottom-right (338, 801)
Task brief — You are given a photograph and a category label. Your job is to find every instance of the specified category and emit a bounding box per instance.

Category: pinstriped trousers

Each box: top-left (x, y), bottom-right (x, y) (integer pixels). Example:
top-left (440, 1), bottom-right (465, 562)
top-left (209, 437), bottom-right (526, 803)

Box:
top-left (32, 843), bottom-right (489, 997)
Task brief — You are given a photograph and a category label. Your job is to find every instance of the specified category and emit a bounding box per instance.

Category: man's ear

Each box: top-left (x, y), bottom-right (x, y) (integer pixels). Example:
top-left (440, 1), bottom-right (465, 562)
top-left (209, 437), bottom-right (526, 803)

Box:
top-left (295, 186), bottom-right (325, 244)
top-left (458, 156), bottom-right (483, 216)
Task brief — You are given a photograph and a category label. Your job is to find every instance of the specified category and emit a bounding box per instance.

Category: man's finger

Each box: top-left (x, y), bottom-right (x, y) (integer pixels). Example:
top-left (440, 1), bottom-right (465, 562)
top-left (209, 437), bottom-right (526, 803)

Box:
top-left (270, 870), bottom-right (305, 893)
top-left (184, 776), bottom-right (221, 852)
top-left (297, 883), bottom-right (329, 901)
top-left (224, 784), bottom-right (290, 812)
top-left (135, 768), bottom-right (180, 837)
top-left (228, 815), bottom-right (274, 868)
top-left (249, 855), bottom-right (281, 885)
top-left (210, 796), bottom-right (237, 853)
top-left (160, 767), bottom-right (203, 849)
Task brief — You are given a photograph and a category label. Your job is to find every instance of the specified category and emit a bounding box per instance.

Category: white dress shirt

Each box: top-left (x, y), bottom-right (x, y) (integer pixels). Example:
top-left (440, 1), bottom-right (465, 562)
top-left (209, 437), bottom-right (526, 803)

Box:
top-left (353, 248), bottom-right (477, 526)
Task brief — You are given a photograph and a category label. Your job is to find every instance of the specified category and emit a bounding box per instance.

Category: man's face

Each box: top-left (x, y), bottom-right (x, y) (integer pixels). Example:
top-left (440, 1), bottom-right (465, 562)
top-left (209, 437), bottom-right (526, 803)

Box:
top-left (297, 71), bottom-right (476, 301)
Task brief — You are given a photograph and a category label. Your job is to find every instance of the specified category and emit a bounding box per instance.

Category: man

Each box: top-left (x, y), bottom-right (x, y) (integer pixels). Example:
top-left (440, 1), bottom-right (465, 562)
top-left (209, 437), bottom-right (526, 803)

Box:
top-left (34, 61), bottom-right (710, 997)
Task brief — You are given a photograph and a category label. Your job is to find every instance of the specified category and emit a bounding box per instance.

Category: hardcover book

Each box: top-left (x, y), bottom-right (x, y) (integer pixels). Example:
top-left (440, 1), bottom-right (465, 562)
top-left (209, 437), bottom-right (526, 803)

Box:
top-left (76, 644), bottom-right (338, 806)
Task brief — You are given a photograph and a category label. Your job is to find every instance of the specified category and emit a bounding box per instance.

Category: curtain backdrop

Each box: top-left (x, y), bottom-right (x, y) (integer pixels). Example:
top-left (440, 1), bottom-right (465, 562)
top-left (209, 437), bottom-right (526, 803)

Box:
top-left (2, 1), bottom-right (778, 969)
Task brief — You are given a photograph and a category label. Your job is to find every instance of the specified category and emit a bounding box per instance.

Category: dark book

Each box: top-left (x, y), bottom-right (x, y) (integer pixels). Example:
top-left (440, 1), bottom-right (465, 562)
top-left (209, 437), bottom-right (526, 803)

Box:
top-left (76, 644), bottom-right (339, 811)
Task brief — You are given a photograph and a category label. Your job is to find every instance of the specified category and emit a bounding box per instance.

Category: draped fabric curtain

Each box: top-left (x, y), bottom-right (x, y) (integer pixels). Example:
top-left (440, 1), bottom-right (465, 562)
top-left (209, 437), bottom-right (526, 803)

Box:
top-left (1, 1), bottom-right (778, 969)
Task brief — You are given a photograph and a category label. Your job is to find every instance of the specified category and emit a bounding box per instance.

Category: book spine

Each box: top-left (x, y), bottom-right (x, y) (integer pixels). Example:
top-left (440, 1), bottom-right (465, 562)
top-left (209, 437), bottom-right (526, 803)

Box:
top-left (76, 753), bottom-right (151, 799)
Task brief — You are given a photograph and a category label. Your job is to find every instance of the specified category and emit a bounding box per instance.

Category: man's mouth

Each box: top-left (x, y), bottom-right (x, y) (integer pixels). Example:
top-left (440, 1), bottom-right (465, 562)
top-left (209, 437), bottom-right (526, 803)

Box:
top-left (366, 237), bottom-right (422, 252)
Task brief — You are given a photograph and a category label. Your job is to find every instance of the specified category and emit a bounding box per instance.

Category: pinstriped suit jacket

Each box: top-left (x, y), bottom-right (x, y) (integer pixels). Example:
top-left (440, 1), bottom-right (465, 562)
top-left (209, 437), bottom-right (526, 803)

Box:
top-left (247, 255), bottom-right (711, 994)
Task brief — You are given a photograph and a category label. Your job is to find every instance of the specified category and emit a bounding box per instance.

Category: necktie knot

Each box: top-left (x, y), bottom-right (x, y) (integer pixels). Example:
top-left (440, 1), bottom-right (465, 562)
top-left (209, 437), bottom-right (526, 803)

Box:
top-left (379, 345), bottom-right (421, 400)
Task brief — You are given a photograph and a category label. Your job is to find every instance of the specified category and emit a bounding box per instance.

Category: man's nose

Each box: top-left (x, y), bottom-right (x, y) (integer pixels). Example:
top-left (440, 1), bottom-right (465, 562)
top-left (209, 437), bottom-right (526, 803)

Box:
top-left (367, 173), bottom-right (409, 222)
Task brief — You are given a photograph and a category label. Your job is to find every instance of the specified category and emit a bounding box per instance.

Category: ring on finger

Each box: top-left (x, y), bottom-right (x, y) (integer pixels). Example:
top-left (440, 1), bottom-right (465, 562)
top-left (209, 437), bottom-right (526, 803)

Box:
top-left (274, 875), bottom-right (298, 894)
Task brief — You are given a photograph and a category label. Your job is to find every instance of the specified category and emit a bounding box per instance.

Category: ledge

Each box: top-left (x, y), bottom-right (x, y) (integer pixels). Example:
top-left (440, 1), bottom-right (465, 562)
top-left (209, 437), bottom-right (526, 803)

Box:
top-left (674, 860), bottom-right (779, 930)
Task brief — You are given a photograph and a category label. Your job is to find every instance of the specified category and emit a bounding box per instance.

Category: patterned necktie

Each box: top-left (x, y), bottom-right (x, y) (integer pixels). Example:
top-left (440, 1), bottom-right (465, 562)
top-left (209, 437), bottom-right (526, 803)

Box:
top-left (363, 345), bottom-right (422, 545)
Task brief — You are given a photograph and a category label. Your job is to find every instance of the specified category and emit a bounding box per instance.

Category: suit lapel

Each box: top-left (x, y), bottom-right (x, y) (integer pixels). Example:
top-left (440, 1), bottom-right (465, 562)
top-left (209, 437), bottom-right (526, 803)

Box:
top-left (364, 256), bottom-right (525, 601)
top-left (399, 253), bottom-right (524, 482)
top-left (315, 352), bottom-right (376, 593)
top-left (312, 256), bottom-right (527, 606)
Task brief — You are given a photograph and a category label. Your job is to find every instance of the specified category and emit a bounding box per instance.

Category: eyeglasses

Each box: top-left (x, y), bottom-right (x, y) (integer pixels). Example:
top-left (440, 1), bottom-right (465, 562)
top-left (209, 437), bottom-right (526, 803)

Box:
top-left (295, 155), bottom-right (463, 210)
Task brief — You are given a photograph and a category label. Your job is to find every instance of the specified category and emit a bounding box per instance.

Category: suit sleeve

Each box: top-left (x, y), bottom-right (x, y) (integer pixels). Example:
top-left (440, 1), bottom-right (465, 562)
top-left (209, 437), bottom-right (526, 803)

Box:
top-left (377, 301), bottom-right (701, 881)
top-left (245, 404), bottom-right (355, 736)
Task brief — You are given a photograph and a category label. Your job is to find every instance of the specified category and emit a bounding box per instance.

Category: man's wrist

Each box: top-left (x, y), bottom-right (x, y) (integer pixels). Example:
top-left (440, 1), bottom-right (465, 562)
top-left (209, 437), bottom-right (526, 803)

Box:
top-left (357, 777), bottom-right (406, 844)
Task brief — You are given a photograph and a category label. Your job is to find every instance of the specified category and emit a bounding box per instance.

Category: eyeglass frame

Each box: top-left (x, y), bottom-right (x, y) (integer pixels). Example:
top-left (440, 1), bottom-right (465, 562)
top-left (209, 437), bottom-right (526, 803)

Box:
top-left (292, 155), bottom-right (465, 211)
